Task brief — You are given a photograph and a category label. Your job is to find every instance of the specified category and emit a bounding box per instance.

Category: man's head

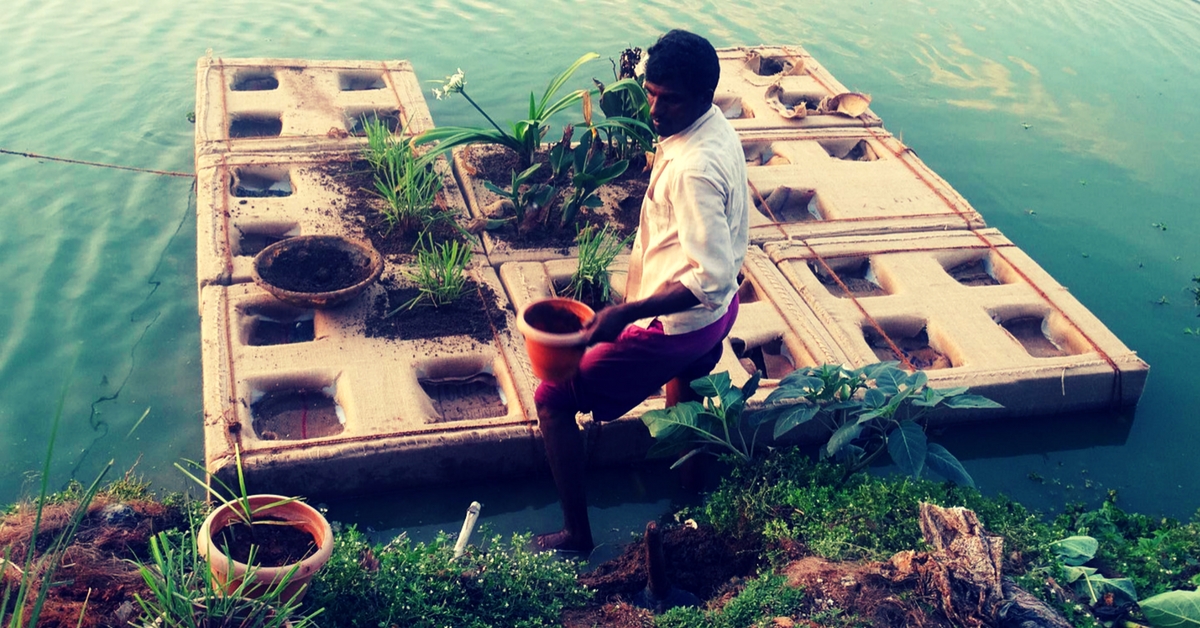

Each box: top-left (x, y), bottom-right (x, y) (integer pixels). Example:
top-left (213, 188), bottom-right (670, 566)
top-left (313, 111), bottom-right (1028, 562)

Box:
top-left (644, 30), bottom-right (720, 137)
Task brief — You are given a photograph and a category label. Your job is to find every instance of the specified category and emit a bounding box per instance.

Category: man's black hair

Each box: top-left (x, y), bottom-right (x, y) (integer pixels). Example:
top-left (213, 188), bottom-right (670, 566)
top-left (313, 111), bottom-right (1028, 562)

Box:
top-left (645, 29), bottom-right (720, 97)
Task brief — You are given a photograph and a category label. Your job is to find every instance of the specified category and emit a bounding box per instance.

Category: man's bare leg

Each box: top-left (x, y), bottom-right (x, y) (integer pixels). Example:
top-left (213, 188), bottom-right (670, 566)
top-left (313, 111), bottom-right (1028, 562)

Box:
top-left (535, 403), bottom-right (594, 553)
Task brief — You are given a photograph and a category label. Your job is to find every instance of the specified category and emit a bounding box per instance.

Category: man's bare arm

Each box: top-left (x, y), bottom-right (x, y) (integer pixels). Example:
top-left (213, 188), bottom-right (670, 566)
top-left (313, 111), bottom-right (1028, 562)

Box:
top-left (584, 281), bottom-right (699, 345)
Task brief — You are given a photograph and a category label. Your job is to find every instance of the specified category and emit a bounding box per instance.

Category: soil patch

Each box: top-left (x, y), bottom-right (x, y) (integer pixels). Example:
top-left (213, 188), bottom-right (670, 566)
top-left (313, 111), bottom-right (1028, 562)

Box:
top-left (464, 145), bottom-right (647, 250)
top-left (552, 278), bottom-right (614, 313)
top-left (258, 243), bottom-right (364, 293)
top-left (0, 496), bottom-right (184, 628)
top-left (211, 516), bottom-right (318, 567)
top-left (364, 278), bottom-right (508, 344)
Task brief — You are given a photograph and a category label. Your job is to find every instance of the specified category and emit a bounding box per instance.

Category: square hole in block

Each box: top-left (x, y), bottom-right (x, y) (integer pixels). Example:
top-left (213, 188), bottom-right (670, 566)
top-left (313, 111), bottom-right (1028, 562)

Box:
top-left (233, 223), bottom-right (300, 257)
top-left (809, 257), bottom-right (887, 297)
top-left (770, 90), bottom-right (825, 117)
top-left (756, 186), bottom-right (823, 222)
top-left (937, 251), bottom-right (1017, 287)
top-left (229, 113), bottom-right (282, 138)
top-left (231, 166), bottom-right (293, 198)
top-left (714, 95), bottom-right (754, 119)
top-left (818, 138), bottom-right (879, 161)
top-left (250, 378), bottom-right (345, 441)
top-left (744, 54), bottom-right (799, 77)
top-left (240, 303), bottom-right (315, 346)
top-left (339, 70), bottom-right (387, 91)
top-left (864, 321), bottom-right (953, 370)
top-left (416, 357), bottom-right (509, 423)
top-left (231, 69), bottom-right (279, 91)
top-left (743, 141), bottom-right (793, 167)
top-left (347, 109), bottom-right (402, 135)
top-left (991, 308), bottom-right (1086, 358)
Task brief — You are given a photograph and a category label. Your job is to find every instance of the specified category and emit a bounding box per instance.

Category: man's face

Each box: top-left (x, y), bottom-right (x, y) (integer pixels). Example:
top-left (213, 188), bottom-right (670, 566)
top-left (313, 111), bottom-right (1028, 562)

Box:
top-left (644, 79), bottom-right (711, 138)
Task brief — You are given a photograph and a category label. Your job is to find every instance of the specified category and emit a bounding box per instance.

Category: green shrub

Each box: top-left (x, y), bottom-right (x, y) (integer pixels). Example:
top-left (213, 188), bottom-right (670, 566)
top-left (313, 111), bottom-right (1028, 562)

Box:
top-left (305, 527), bottom-right (589, 628)
top-left (656, 573), bottom-right (809, 628)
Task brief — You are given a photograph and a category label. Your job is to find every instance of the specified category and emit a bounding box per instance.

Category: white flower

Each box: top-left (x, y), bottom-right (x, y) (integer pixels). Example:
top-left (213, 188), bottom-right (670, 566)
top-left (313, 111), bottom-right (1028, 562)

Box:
top-left (433, 68), bottom-right (467, 100)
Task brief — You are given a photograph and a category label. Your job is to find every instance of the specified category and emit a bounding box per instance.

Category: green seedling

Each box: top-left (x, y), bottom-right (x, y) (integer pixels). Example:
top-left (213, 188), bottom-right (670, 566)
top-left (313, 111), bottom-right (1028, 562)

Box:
top-left (483, 163), bottom-right (554, 232)
top-left (361, 115), bottom-right (445, 239)
top-left (566, 224), bottom-right (632, 304)
top-left (559, 132), bottom-right (627, 228)
top-left (393, 241), bottom-right (472, 313)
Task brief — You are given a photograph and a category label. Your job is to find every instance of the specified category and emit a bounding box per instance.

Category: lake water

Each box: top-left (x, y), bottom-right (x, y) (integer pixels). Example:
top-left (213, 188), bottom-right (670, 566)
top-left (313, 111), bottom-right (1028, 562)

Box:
top-left (2, 0), bottom-right (1198, 548)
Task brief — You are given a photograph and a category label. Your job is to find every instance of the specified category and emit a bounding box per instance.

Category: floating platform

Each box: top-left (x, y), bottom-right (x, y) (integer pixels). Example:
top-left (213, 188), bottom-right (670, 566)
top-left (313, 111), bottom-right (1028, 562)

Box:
top-left (194, 50), bottom-right (1148, 495)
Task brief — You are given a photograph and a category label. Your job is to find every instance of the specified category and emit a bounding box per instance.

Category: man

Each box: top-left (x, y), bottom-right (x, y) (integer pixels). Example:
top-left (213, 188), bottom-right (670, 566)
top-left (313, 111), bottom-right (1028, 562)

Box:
top-left (535, 29), bottom-right (751, 553)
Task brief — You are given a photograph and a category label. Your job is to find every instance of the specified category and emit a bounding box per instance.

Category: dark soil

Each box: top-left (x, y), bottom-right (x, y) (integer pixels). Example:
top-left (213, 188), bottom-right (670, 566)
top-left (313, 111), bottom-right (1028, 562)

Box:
top-left (0, 496), bottom-right (184, 628)
top-left (866, 327), bottom-right (952, 370)
top-left (552, 278), bottom-right (613, 313)
top-left (211, 516), bottom-right (318, 567)
top-left (947, 259), bottom-right (1000, 287)
top-left (258, 244), bottom-right (364, 293)
top-left (314, 158), bottom-right (468, 261)
top-left (524, 300), bottom-right (586, 334)
top-left (465, 145), bottom-right (647, 250)
top-left (251, 388), bottom-right (345, 440)
top-left (364, 278), bottom-right (508, 344)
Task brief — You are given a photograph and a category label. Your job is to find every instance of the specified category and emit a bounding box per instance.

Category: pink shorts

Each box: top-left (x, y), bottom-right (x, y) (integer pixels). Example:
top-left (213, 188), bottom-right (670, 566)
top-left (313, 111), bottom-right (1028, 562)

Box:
top-left (534, 295), bottom-right (739, 422)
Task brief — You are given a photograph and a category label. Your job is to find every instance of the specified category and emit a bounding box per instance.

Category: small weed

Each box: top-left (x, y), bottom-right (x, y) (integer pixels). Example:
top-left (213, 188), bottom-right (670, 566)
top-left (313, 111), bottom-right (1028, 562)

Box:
top-left (656, 573), bottom-right (807, 628)
top-left (566, 224), bottom-right (632, 304)
top-left (361, 115), bottom-right (447, 240)
top-left (393, 241), bottom-right (472, 313)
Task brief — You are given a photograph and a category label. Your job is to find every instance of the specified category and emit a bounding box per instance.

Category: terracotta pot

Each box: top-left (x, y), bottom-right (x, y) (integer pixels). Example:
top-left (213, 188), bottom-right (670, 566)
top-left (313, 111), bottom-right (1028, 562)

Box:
top-left (252, 235), bottom-right (383, 309)
top-left (197, 495), bottom-right (333, 603)
top-left (517, 298), bottom-right (595, 382)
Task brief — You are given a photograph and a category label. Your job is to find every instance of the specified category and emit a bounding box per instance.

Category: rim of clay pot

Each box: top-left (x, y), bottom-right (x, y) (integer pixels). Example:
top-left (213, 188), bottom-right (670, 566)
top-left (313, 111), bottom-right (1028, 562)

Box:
top-left (517, 298), bottom-right (595, 348)
top-left (251, 235), bottom-right (383, 309)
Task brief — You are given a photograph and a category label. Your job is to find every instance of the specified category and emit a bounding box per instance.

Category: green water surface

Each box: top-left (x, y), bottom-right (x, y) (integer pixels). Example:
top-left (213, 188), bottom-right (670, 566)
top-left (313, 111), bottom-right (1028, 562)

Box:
top-left (1, 0), bottom-right (1198, 547)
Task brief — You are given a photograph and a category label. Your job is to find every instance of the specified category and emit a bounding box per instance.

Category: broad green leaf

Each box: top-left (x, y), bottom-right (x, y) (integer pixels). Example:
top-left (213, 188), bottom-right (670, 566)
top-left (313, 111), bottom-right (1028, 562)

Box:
top-left (887, 421), bottom-right (927, 479)
top-left (773, 404), bottom-right (818, 440)
top-left (777, 371), bottom-right (824, 392)
top-left (905, 370), bottom-right (928, 390)
top-left (691, 372), bottom-right (731, 400)
top-left (1062, 564), bottom-right (1096, 584)
top-left (1140, 589), bottom-right (1200, 627)
top-left (1051, 536), bottom-right (1099, 566)
top-left (825, 421), bottom-right (864, 458)
top-left (832, 443), bottom-right (865, 463)
top-left (858, 361), bottom-right (900, 380)
top-left (872, 364), bottom-right (907, 395)
top-left (911, 387), bottom-right (945, 408)
top-left (933, 385), bottom-right (968, 397)
top-left (925, 443), bottom-right (975, 487)
top-left (763, 387), bottom-right (811, 405)
top-left (864, 388), bottom-right (887, 408)
top-left (943, 394), bottom-right (1003, 409)
top-left (1091, 576), bottom-right (1137, 605)
top-left (741, 371), bottom-right (762, 401)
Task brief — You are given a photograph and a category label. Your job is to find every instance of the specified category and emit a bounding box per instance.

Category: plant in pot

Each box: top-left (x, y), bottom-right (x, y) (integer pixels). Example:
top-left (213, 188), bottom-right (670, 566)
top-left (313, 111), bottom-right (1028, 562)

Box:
top-left (132, 528), bottom-right (323, 627)
top-left (177, 447), bottom-right (333, 604)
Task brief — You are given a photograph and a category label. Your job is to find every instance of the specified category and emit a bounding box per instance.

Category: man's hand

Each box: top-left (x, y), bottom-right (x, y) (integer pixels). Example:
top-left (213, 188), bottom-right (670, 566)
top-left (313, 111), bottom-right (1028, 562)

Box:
top-left (584, 303), bottom-right (634, 345)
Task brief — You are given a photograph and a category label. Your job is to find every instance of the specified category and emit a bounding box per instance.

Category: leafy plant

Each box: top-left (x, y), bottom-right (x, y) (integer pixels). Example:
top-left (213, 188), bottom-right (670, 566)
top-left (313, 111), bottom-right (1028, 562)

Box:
top-left (656, 573), bottom-right (810, 628)
top-left (132, 529), bottom-right (322, 627)
top-left (176, 445), bottom-right (297, 532)
top-left (305, 527), bottom-right (588, 628)
top-left (559, 131), bottom-right (628, 228)
top-left (565, 224), bottom-right (632, 304)
top-left (482, 163), bottom-right (554, 232)
top-left (393, 240), bottom-right (472, 313)
top-left (417, 54), bottom-right (599, 168)
top-left (360, 115), bottom-right (448, 243)
top-left (765, 362), bottom-right (1001, 485)
top-left (641, 363), bottom-right (1001, 486)
top-left (590, 75), bottom-right (656, 164)
top-left (1140, 589), bottom-right (1200, 627)
top-left (547, 125), bottom-right (574, 180)
top-left (1050, 535), bottom-right (1137, 605)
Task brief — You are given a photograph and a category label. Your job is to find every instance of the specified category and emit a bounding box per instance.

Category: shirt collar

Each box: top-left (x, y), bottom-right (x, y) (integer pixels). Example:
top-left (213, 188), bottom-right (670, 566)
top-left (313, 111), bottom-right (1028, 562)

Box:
top-left (656, 104), bottom-right (720, 159)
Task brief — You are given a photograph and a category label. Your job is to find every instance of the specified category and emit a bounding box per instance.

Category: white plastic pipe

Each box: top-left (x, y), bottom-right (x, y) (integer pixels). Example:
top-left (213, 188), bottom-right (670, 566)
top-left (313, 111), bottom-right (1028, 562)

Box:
top-left (453, 501), bottom-right (482, 559)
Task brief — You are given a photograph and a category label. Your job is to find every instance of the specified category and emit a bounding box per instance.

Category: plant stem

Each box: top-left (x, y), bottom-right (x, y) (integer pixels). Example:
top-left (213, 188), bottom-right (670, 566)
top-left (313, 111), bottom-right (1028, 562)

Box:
top-left (460, 91), bottom-right (508, 138)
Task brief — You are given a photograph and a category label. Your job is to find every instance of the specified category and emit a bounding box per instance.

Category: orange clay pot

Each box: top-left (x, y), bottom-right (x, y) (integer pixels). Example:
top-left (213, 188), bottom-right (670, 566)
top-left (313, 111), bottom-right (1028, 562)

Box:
top-left (517, 298), bottom-right (595, 382)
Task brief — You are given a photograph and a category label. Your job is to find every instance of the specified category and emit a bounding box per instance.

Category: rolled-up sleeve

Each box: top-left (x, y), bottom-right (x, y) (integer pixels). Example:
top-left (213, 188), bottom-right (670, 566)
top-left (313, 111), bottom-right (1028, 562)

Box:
top-left (672, 167), bottom-right (736, 310)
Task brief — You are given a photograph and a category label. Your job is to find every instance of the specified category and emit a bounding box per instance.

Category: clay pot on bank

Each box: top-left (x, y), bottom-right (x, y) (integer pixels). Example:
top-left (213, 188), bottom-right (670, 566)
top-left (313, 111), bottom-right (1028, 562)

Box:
top-left (517, 298), bottom-right (595, 382)
top-left (252, 235), bottom-right (383, 309)
top-left (197, 495), bottom-right (334, 603)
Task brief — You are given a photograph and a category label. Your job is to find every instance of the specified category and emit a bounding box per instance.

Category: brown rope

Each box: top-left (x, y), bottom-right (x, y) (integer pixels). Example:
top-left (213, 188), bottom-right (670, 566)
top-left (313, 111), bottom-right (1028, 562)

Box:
top-left (751, 178), bottom-right (915, 371)
top-left (0, 148), bottom-right (193, 178)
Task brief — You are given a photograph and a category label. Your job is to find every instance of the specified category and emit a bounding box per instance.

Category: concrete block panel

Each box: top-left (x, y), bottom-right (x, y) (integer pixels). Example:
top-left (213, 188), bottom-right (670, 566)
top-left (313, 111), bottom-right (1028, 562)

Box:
top-left (761, 230), bottom-right (1149, 420)
top-left (195, 57), bottom-right (433, 158)
top-left (195, 149), bottom-right (473, 290)
top-left (739, 129), bottom-right (987, 244)
top-left (715, 46), bottom-right (883, 132)
top-left (199, 266), bottom-right (544, 495)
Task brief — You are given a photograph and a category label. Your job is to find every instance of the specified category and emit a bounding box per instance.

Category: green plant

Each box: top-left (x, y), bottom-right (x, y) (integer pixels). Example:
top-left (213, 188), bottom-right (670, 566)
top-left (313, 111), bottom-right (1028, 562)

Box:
top-left (565, 224), bottom-right (632, 304)
top-left (132, 529), bottom-right (322, 627)
top-left (306, 527), bottom-right (588, 628)
top-left (559, 131), bottom-right (628, 228)
top-left (1049, 535), bottom-right (1137, 605)
top-left (765, 362), bottom-right (1001, 485)
top-left (482, 163), bottom-right (554, 232)
top-left (547, 125), bottom-right (574, 180)
top-left (393, 240), bottom-right (472, 313)
top-left (2, 381), bottom-right (112, 628)
top-left (418, 54), bottom-right (598, 168)
top-left (1140, 589), bottom-right (1200, 626)
top-left (361, 115), bottom-right (447, 242)
top-left (591, 74), bottom-right (656, 164)
top-left (642, 363), bottom-right (1000, 486)
top-left (176, 446), bottom-right (297, 532)
top-left (656, 573), bottom-right (809, 628)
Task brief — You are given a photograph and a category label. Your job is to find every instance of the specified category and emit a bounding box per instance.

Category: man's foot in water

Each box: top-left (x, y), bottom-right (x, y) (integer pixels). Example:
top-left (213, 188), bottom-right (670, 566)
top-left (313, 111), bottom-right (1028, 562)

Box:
top-left (534, 529), bottom-right (594, 554)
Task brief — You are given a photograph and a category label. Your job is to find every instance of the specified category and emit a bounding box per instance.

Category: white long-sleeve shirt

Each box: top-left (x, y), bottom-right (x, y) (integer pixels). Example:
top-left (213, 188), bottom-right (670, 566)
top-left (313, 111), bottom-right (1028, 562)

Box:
top-left (626, 104), bottom-right (751, 335)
